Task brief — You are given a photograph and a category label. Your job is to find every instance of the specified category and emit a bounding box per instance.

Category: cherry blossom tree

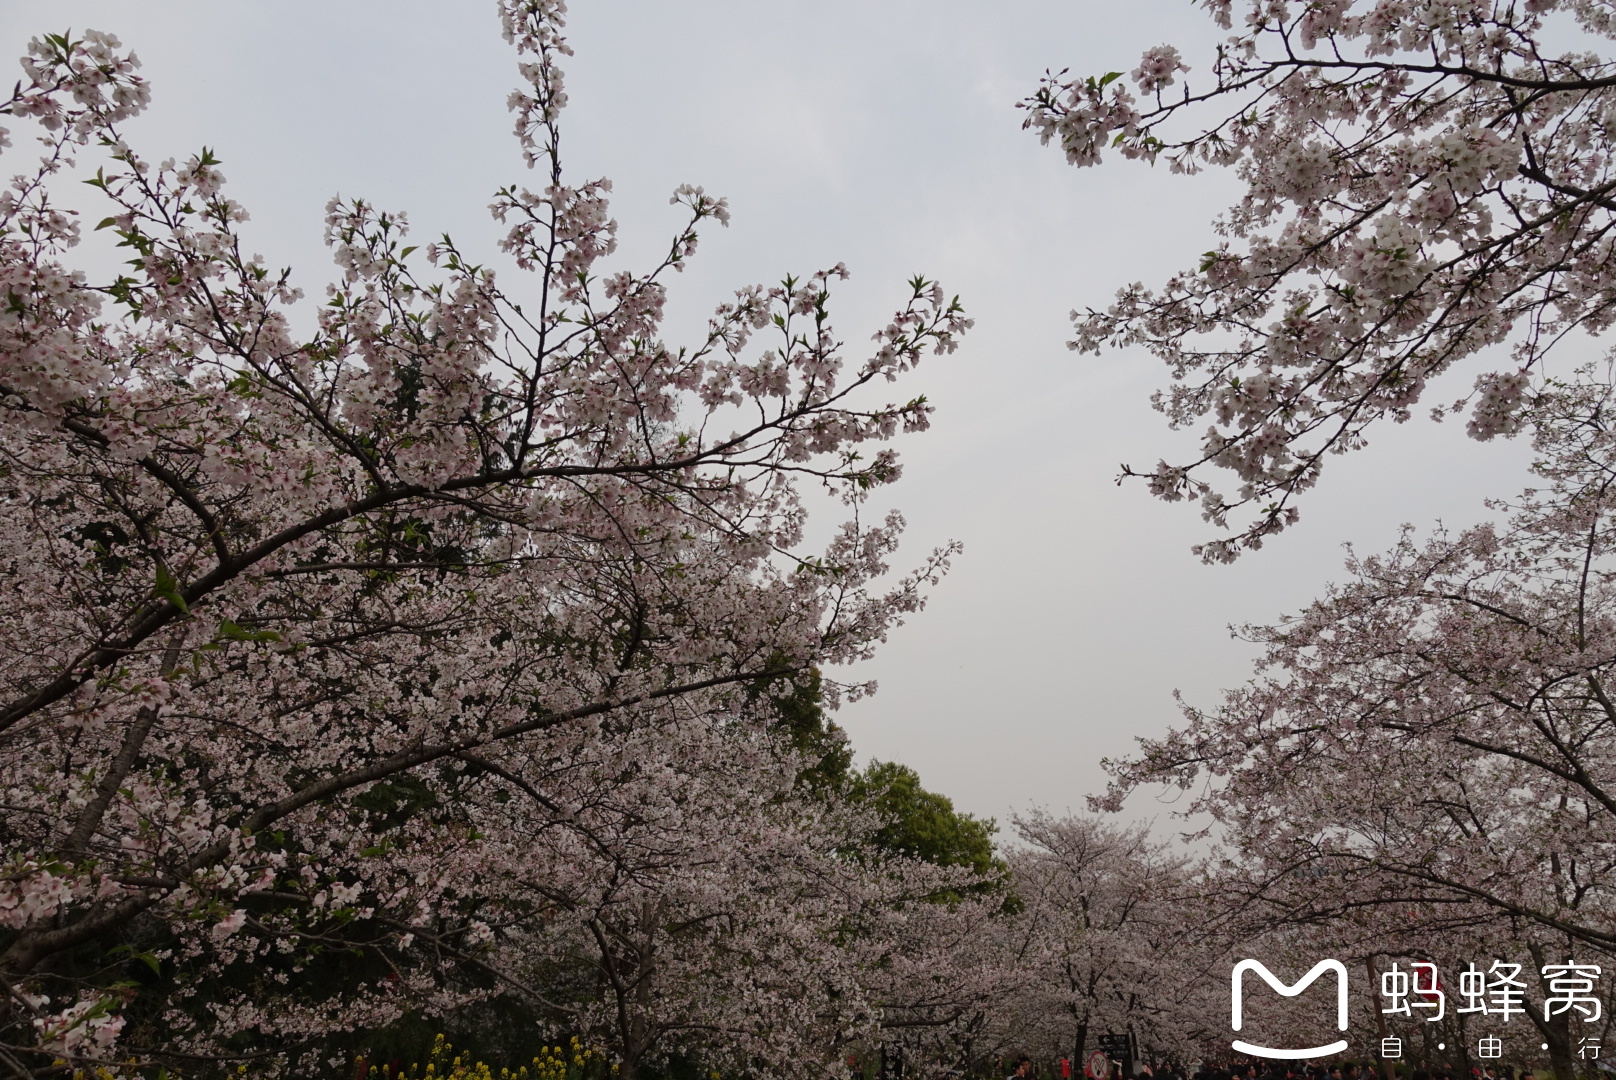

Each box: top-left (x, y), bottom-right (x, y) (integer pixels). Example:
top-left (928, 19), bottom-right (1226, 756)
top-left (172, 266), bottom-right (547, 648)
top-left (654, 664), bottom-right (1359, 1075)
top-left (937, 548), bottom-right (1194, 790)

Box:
top-left (1093, 373), bottom-right (1616, 1075)
top-left (853, 881), bottom-right (1021, 1080)
top-left (0, 2), bottom-right (971, 1073)
top-left (993, 812), bottom-right (1224, 1069)
top-left (1026, 0), bottom-right (1616, 561)
top-left (339, 717), bottom-right (1002, 1080)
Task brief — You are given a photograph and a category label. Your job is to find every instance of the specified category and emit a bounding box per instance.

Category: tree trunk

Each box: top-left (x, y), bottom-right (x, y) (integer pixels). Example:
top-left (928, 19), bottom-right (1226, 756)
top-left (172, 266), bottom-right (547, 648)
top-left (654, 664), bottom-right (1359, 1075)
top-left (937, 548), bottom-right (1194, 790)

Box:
top-left (1534, 1010), bottom-right (1577, 1080)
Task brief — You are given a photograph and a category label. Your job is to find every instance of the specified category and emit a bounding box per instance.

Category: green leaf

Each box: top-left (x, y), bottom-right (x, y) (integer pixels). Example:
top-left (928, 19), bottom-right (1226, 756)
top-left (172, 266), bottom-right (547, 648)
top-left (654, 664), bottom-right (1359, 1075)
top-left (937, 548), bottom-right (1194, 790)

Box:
top-left (155, 564), bottom-right (189, 614)
top-left (95, 217), bottom-right (118, 231)
top-left (107, 944), bottom-right (161, 976)
top-left (218, 618), bottom-right (282, 643)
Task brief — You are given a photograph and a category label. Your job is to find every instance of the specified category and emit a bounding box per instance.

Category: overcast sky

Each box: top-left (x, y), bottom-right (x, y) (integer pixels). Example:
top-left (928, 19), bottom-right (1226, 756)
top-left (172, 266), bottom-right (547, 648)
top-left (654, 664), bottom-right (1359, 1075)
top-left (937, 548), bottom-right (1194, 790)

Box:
top-left (1, 1), bottom-right (1545, 833)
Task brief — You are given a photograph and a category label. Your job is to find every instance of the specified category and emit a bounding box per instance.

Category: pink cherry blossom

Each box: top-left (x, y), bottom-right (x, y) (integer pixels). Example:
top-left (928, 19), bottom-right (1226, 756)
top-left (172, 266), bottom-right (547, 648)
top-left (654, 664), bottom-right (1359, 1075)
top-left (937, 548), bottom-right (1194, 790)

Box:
top-left (1095, 374), bottom-right (1616, 1074)
top-left (0, 5), bottom-right (973, 1072)
top-left (1026, 0), bottom-right (1616, 561)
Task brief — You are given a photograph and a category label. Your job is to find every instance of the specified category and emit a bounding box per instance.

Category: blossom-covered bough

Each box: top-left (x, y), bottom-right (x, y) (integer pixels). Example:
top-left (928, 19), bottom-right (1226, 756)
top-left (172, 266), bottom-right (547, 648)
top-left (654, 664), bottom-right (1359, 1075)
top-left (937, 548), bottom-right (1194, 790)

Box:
top-left (0, 2), bottom-right (970, 1073)
top-left (1027, 0), bottom-right (1616, 561)
top-left (1095, 374), bottom-right (1616, 1074)
top-left (490, 720), bottom-right (1011, 1080)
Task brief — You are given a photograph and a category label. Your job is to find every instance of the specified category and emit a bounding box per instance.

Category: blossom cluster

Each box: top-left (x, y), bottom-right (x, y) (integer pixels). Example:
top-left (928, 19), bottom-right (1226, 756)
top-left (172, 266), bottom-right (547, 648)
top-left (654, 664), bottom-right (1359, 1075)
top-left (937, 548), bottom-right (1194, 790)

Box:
top-left (1024, 0), bottom-right (1616, 559)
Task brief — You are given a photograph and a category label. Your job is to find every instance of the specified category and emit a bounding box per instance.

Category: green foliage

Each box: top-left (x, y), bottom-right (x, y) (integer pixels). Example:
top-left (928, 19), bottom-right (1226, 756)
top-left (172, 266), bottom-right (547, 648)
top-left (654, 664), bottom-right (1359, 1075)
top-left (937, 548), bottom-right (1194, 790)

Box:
top-left (849, 760), bottom-right (1001, 879)
top-left (154, 562), bottom-right (189, 613)
top-left (749, 664), bottom-right (854, 790)
top-left (749, 665), bottom-right (1004, 886)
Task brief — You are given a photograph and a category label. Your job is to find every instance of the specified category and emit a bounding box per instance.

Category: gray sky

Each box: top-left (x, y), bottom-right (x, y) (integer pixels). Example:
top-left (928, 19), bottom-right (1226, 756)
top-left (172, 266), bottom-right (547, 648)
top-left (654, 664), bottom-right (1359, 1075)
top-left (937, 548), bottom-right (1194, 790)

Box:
top-left (1, 1), bottom-right (1543, 831)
